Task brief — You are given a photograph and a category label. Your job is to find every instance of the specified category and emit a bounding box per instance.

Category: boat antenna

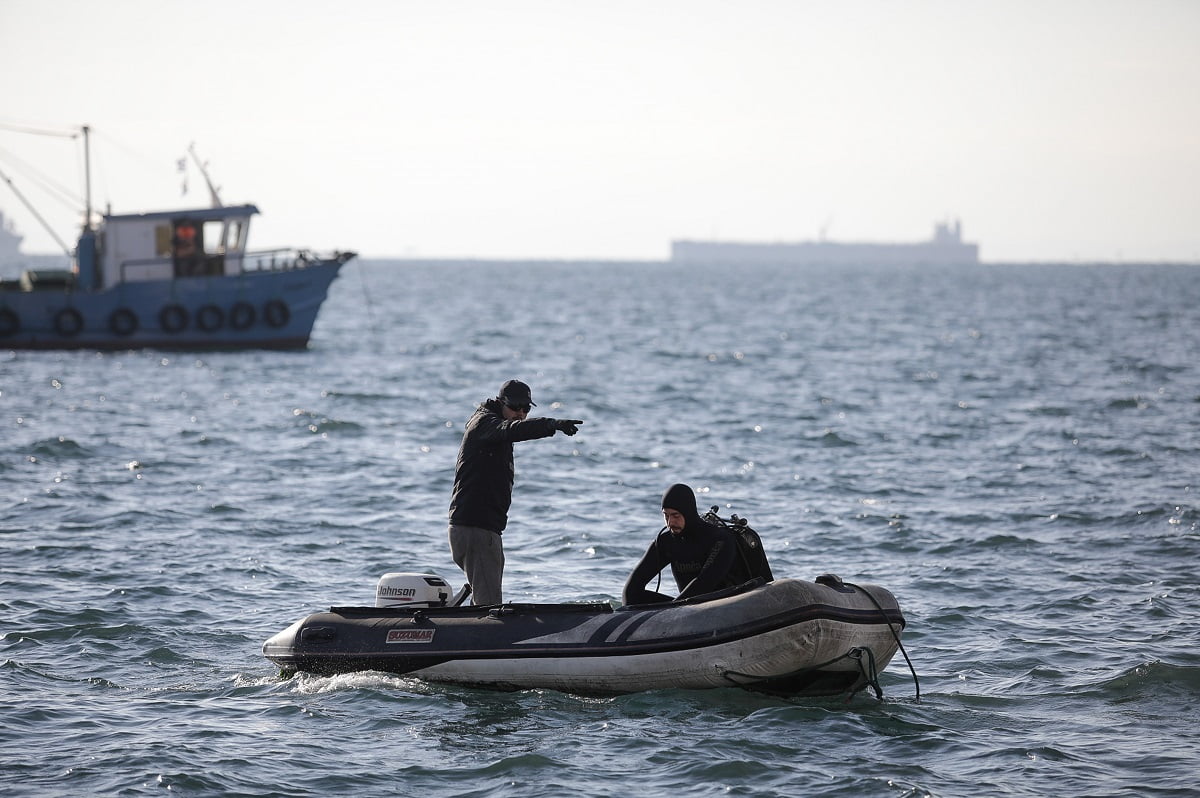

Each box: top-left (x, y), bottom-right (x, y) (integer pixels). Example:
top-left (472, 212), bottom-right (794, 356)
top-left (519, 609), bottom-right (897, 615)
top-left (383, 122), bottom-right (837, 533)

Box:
top-left (82, 124), bottom-right (92, 232)
top-left (187, 142), bottom-right (223, 207)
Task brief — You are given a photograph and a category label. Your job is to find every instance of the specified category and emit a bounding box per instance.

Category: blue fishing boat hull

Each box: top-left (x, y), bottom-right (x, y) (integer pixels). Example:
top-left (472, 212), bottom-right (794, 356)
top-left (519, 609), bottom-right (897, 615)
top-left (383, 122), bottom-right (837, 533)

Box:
top-left (0, 255), bottom-right (348, 350)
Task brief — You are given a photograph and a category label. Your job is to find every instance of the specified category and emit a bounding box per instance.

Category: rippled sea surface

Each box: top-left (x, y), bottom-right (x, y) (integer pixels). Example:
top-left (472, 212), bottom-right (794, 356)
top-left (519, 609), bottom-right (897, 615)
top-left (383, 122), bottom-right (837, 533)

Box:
top-left (3, 259), bottom-right (1199, 797)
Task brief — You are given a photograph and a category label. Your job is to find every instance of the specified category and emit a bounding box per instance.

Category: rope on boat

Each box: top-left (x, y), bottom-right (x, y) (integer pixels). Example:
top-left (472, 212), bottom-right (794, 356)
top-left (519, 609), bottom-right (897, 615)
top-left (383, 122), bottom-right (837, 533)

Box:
top-left (717, 647), bottom-right (878, 695)
top-left (845, 580), bottom-right (921, 702)
top-left (847, 646), bottom-right (883, 700)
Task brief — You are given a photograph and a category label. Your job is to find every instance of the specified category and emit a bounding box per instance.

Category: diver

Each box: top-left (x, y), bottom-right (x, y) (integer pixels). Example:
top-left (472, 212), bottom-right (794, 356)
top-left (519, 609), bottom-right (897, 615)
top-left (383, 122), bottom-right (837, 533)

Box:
top-left (622, 483), bottom-right (741, 605)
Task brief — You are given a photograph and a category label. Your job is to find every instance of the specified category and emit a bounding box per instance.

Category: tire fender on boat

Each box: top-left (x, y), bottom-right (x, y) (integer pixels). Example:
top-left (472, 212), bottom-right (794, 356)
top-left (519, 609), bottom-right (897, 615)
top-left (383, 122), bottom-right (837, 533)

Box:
top-left (263, 299), bottom-right (290, 328)
top-left (196, 304), bottom-right (225, 332)
top-left (0, 307), bottom-right (19, 337)
top-left (54, 307), bottom-right (84, 337)
top-left (108, 308), bottom-right (139, 337)
top-left (229, 301), bottom-right (256, 330)
top-left (159, 304), bottom-right (189, 333)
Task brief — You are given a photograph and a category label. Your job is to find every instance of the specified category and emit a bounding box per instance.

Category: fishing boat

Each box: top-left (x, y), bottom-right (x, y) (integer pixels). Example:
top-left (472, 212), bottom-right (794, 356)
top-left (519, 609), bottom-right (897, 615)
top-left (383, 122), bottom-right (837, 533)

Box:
top-left (262, 572), bottom-right (908, 698)
top-left (0, 127), bottom-right (353, 350)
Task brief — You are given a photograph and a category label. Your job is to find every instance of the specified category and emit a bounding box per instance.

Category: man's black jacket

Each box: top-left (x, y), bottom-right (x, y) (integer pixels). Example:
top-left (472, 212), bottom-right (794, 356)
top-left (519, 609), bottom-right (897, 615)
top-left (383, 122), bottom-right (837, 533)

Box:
top-left (448, 398), bottom-right (558, 533)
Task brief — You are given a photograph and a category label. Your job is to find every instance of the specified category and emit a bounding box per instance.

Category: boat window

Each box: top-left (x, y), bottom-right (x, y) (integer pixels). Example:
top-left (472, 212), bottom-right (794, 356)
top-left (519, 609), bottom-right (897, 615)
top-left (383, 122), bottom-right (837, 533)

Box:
top-left (168, 218), bottom-right (221, 277)
top-left (226, 220), bottom-right (246, 253)
top-left (155, 224), bottom-right (173, 258)
top-left (203, 220), bottom-right (226, 255)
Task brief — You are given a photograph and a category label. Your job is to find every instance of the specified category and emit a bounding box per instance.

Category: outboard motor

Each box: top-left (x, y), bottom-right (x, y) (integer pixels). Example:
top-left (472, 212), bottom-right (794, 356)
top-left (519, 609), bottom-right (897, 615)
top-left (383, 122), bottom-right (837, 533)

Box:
top-left (375, 573), bottom-right (451, 608)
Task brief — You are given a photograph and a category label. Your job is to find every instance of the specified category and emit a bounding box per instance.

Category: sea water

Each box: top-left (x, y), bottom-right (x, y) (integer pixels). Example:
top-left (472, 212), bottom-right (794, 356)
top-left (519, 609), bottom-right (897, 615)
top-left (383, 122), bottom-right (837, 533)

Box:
top-left (2, 259), bottom-right (1198, 797)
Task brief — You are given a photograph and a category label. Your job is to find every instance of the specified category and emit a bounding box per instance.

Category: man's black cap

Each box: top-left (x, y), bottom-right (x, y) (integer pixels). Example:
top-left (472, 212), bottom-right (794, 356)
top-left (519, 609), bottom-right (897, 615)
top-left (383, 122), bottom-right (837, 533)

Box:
top-left (499, 379), bottom-right (536, 408)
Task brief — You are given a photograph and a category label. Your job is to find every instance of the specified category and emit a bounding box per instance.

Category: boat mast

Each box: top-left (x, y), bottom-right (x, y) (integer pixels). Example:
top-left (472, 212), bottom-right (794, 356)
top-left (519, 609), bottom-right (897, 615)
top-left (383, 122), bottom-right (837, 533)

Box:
top-left (82, 124), bottom-right (92, 231)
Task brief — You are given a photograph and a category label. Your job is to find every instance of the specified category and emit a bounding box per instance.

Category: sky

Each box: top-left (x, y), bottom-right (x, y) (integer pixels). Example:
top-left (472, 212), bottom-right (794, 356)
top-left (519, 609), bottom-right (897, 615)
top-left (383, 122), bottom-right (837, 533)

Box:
top-left (1, 0), bottom-right (1198, 262)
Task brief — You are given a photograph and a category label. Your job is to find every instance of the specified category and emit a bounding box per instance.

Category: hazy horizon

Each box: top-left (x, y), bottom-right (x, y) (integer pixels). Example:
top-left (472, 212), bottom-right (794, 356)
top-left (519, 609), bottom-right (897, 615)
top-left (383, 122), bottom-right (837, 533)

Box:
top-left (2, 0), bottom-right (1198, 263)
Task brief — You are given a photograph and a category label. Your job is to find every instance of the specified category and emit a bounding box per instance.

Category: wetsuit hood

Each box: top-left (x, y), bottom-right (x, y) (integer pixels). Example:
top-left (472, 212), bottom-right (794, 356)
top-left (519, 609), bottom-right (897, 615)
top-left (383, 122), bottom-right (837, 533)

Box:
top-left (661, 483), bottom-right (702, 527)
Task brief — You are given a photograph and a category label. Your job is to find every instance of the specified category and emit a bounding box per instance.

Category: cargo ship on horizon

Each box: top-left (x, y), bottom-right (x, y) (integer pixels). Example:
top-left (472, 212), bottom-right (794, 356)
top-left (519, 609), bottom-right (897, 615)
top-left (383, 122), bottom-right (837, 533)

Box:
top-left (672, 219), bottom-right (979, 266)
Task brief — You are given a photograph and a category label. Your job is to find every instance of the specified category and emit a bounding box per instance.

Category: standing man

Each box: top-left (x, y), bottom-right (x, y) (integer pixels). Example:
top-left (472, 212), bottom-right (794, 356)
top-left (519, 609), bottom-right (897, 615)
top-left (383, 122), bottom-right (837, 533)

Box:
top-left (448, 379), bottom-right (583, 605)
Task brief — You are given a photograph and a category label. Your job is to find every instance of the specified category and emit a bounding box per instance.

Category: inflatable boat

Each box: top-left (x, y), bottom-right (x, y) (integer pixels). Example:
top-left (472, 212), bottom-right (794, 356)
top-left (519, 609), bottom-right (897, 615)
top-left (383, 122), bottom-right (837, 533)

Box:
top-left (262, 573), bottom-right (907, 697)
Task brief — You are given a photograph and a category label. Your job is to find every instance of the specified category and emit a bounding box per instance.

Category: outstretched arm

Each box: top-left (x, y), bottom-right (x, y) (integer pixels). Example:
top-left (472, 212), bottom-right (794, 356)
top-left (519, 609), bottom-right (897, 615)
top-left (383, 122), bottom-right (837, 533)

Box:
top-left (474, 414), bottom-right (584, 443)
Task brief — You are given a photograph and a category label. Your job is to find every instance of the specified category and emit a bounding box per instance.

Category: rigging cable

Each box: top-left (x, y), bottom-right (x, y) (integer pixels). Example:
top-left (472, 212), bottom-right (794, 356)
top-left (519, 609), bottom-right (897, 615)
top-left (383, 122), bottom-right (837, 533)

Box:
top-left (0, 122), bottom-right (85, 255)
top-left (356, 258), bottom-right (381, 350)
top-left (0, 121), bottom-right (79, 138)
top-left (0, 165), bottom-right (73, 256)
top-left (0, 145), bottom-right (82, 211)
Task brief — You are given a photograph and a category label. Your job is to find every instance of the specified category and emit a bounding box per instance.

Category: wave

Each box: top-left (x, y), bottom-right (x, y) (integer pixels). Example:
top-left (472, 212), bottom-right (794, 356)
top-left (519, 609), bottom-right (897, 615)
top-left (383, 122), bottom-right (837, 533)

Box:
top-left (1086, 660), bottom-right (1200, 700)
top-left (291, 408), bottom-right (367, 435)
top-left (927, 532), bottom-right (1028, 555)
top-left (1107, 396), bottom-right (1152, 410)
top-left (816, 430), bottom-right (858, 447)
top-left (22, 436), bottom-right (93, 460)
top-left (320, 389), bottom-right (405, 401)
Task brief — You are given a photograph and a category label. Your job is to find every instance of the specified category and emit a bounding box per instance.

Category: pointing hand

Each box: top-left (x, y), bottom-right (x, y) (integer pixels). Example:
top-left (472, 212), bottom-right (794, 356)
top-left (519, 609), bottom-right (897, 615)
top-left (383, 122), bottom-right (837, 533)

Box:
top-left (556, 419), bottom-right (584, 436)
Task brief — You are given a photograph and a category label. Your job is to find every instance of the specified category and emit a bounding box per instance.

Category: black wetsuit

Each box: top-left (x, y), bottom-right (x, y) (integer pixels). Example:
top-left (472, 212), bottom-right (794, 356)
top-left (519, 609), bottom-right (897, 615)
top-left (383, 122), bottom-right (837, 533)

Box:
top-left (622, 484), bottom-right (739, 605)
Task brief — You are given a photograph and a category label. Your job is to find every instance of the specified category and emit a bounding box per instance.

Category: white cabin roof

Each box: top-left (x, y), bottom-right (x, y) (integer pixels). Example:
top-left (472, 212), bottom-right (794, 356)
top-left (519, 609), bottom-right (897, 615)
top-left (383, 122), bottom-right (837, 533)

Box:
top-left (102, 204), bottom-right (260, 225)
